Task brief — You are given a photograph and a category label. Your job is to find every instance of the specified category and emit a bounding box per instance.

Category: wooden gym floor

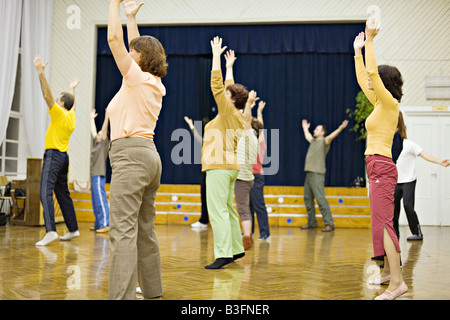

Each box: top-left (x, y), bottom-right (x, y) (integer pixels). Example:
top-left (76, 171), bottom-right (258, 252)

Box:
top-left (1, 222), bottom-right (449, 300)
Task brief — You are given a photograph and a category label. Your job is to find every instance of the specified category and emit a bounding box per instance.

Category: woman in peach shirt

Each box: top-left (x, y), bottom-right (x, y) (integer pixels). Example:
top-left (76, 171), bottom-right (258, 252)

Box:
top-left (106, 0), bottom-right (167, 300)
top-left (354, 19), bottom-right (407, 300)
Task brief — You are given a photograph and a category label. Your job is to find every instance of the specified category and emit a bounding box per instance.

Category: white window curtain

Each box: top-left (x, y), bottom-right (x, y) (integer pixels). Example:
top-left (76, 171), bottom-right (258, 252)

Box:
top-left (0, 0), bottom-right (23, 144)
top-left (20, 0), bottom-right (54, 157)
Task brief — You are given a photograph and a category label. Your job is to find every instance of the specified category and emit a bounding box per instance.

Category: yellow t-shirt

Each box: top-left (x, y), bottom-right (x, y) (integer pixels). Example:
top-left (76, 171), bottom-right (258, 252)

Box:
top-left (44, 103), bottom-right (76, 152)
top-left (201, 70), bottom-right (245, 171)
top-left (354, 41), bottom-right (399, 158)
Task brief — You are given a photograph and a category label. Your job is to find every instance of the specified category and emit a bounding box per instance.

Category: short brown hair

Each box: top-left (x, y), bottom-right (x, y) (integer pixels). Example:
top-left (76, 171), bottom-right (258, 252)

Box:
top-left (379, 65), bottom-right (403, 102)
top-left (226, 84), bottom-right (249, 110)
top-left (130, 36), bottom-right (168, 78)
top-left (251, 117), bottom-right (264, 138)
top-left (60, 92), bottom-right (74, 110)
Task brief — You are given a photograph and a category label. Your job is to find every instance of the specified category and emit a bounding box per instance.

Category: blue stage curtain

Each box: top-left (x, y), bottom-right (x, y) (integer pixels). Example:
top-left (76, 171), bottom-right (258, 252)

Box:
top-left (95, 23), bottom-right (366, 186)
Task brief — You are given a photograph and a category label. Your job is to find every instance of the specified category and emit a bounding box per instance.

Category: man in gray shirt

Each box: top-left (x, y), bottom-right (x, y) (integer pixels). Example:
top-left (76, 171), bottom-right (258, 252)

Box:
top-left (301, 119), bottom-right (348, 232)
top-left (90, 109), bottom-right (110, 233)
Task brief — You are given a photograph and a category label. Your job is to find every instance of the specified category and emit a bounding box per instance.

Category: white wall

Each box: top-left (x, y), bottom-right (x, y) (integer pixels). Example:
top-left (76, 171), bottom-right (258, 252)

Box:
top-left (48, 0), bottom-right (450, 182)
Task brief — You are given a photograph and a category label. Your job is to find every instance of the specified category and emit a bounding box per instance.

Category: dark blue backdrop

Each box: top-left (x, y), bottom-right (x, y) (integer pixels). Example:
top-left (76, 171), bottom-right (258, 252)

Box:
top-left (94, 23), bottom-right (366, 186)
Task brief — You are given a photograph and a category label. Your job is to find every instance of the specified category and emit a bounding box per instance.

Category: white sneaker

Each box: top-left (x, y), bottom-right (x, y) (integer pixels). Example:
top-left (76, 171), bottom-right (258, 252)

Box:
top-left (191, 221), bottom-right (208, 229)
top-left (35, 231), bottom-right (59, 246)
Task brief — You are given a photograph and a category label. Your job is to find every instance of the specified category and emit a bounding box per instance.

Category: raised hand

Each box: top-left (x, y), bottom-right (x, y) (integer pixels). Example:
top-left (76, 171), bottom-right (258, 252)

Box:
top-left (224, 50), bottom-right (236, 69)
top-left (33, 55), bottom-right (48, 73)
top-left (340, 119), bottom-right (349, 129)
top-left (123, 0), bottom-right (144, 17)
top-left (302, 119), bottom-right (310, 130)
top-left (354, 32), bottom-right (366, 51)
top-left (70, 78), bottom-right (80, 90)
top-left (90, 109), bottom-right (98, 119)
top-left (184, 116), bottom-right (194, 129)
top-left (247, 90), bottom-right (259, 108)
top-left (257, 101), bottom-right (266, 113)
top-left (210, 36), bottom-right (227, 57)
top-left (365, 17), bottom-right (380, 40)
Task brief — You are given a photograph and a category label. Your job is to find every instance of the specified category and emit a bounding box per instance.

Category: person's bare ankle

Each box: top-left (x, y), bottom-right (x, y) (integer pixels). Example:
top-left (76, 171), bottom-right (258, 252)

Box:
top-left (387, 278), bottom-right (403, 291)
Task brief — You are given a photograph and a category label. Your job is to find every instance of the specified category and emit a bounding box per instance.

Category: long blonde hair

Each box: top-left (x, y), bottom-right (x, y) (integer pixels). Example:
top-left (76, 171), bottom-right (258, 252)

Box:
top-left (397, 111), bottom-right (407, 139)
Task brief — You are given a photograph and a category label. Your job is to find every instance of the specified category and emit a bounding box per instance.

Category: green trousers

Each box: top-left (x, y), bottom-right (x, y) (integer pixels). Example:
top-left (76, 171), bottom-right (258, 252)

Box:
top-left (304, 171), bottom-right (334, 226)
top-left (206, 169), bottom-right (244, 259)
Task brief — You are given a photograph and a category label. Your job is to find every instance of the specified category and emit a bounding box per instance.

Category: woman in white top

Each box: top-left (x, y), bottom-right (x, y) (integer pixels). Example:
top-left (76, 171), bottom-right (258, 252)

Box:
top-left (234, 91), bottom-right (259, 250)
top-left (393, 112), bottom-right (450, 240)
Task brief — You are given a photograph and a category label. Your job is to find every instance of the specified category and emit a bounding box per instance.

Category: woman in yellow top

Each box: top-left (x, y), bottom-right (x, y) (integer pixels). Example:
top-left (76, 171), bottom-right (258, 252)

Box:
top-left (203, 37), bottom-right (249, 269)
top-left (354, 19), bottom-right (407, 300)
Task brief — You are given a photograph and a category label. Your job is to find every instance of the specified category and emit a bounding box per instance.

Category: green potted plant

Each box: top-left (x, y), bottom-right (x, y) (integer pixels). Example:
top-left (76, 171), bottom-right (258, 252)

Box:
top-left (346, 91), bottom-right (374, 140)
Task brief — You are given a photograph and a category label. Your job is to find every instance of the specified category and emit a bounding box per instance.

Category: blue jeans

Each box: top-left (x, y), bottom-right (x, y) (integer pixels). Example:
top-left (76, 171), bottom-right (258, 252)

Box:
top-left (250, 174), bottom-right (270, 238)
top-left (91, 175), bottom-right (110, 229)
top-left (40, 149), bottom-right (78, 232)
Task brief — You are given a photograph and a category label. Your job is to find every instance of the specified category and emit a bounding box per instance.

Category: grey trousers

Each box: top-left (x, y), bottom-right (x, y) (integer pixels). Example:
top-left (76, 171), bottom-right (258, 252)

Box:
top-left (304, 171), bottom-right (334, 226)
top-left (108, 137), bottom-right (162, 300)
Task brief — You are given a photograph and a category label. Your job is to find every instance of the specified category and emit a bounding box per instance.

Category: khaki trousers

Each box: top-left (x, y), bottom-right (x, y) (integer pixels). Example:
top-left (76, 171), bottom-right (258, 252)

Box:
top-left (108, 137), bottom-right (162, 300)
top-left (304, 172), bottom-right (334, 226)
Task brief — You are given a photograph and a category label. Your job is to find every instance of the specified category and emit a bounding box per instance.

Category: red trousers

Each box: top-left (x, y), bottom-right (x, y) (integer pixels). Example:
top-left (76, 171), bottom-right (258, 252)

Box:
top-left (365, 154), bottom-right (401, 257)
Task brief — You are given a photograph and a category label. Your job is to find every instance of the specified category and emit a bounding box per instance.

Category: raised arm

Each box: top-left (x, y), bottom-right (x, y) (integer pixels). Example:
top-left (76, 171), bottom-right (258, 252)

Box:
top-left (108, 0), bottom-right (132, 77)
top-left (364, 18), bottom-right (398, 107)
top-left (100, 112), bottom-right (110, 140)
top-left (211, 36), bottom-right (227, 72)
top-left (90, 109), bottom-right (99, 139)
top-left (210, 37), bottom-right (231, 114)
top-left (419, 151), bottom-right (450, 167)
top-left (353, 32), bottom-right (376, 105)
top-left (257, 100), bottom-right (266, 126)
top-left (33, 55), bottom-right (54, 108)
top-left (69, 78), bottom-right (80, 111)
top-left (325, 120), bottom-right (349, 145)
top-left (302, 119), bottom-right (313, 143)
top-left (257, 101), bottom-right (266, 143)
top-left (256, 100), bottom-right (266, 125)
top-left (244, 91), bottom-right (258, 132)
top-left (224, 50), bottom-right (236, 82)
top-left (69, 78), bottom-right (79, 96)
top-left (184, 116), bottom-right (203, 145)
top-left (124, 0), bottom-right (143, 45)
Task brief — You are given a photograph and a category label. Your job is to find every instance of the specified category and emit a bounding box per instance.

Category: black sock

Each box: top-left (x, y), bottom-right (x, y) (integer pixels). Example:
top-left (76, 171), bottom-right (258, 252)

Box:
top-left (233, 252), bottom-right (245, 261)
top-left (205, 258), bottom-right (233, 269)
